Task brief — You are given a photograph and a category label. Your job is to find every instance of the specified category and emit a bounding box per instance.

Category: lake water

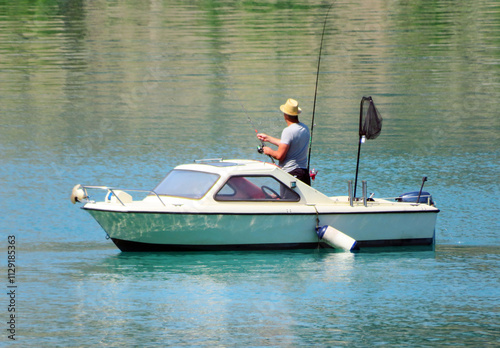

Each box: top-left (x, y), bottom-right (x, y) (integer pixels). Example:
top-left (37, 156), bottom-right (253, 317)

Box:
top-left (1, 0), bottom-right (499, 346)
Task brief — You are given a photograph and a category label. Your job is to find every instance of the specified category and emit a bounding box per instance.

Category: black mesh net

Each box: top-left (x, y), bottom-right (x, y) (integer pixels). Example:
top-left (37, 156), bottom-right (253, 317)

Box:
top-left (359, 96), bottom-right (382, 140)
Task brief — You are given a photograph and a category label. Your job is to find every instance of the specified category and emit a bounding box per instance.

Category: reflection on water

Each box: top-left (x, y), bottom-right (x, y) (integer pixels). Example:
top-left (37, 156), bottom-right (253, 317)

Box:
top-left (1, 0), bottom-right (499, 346)
top-left (1, 0), bottom-right (498, 160)
top-left (19, 245), bottom-right (499, 346)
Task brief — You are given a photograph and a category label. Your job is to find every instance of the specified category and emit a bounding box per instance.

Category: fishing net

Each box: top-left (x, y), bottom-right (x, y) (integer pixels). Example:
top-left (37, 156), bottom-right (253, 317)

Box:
top-left (359, 96), bottom-right (383, 140)
top-left (353, 96), bottom-right (383, 197)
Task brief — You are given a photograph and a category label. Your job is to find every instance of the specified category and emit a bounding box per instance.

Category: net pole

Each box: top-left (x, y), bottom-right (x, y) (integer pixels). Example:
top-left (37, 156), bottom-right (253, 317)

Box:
top-left (353, 97), bottom-right (366, 198)
top-left (353, 137), bottom-right (362, 199)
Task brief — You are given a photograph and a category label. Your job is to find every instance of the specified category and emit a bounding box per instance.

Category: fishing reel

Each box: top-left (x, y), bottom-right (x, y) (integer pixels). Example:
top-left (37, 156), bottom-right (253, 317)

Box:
top-left (257, 145), bottom-right (276, 164)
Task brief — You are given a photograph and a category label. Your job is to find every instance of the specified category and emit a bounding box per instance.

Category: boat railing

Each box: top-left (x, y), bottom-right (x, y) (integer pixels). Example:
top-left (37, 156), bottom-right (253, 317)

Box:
top-left (81, 185), bottom-right (166, 207)
top-left (380, 195), bottom-right (434, 206)
top-left (347, 180), bottom-right (434, 206)
top-left (194, 158), bottom-right (223, 163)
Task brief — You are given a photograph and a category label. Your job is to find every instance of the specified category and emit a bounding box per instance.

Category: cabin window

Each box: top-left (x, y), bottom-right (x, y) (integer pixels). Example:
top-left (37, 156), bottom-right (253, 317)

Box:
top-left (215, 175), bottom-right (300, 202)
top-left (153, 170), bottom-right (219, 199)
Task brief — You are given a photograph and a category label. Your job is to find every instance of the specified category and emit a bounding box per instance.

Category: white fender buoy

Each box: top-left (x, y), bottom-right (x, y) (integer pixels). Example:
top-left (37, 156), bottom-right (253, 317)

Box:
top-left (70, 184), bottom-right (87, 204)
top-left (316, 225), bottom-right (358, 251)
top-left (105, 190), bottom-right (132, 204)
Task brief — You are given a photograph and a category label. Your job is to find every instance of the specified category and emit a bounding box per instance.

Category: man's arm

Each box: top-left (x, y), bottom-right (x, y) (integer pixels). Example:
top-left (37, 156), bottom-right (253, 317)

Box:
top-left (263, 142), bottom-right (289, 161)
top-left (257, 133), bottom-right (281, 147)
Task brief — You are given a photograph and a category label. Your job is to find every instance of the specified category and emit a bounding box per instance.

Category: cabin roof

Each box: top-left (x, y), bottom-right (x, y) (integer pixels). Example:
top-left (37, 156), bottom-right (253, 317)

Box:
top-left (175, 159), bottom-right (279, 176)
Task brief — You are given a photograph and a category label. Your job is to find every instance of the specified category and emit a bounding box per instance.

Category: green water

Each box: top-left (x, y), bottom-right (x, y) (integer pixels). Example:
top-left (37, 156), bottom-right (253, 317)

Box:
top-left (1, 0), bottom-right (499, 346)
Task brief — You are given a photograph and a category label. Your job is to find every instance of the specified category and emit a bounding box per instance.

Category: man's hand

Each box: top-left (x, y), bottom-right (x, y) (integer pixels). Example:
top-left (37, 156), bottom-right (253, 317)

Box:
top-left (261, 144), bottom-right (289, 161)
top-left (257, 133), bottom-right (281, 146)
top-left (257, 133), bottom-right (269, 142)
top-left (262, 146), bottom-right (272, 156)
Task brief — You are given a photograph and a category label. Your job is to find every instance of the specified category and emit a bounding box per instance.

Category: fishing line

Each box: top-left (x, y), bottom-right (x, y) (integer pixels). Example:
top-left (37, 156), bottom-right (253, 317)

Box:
top-left (235, 89), bottom-right (263, 142)
top-left (219, 68), bottom-right (275, 163)
top-left (246, 113), bottom-right (259, 138)
top-left (236, 94), bottom-right (274, 163)
top-left (307, 3), bottom-right (334, 172)
top-left (245, 106), bottom-right (272, 160)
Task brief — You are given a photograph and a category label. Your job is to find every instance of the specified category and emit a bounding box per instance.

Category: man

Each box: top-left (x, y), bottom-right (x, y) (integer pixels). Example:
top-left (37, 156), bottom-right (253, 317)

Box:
top-left (257, 98), bottom-right (311, 185)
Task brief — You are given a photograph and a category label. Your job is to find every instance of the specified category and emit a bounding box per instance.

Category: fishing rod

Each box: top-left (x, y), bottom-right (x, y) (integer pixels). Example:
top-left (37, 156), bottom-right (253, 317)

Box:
top-left (307, 4), bottom-right (334, 173)
top-left (246, 113), bottom-right (262, 147)
top-left (217, 66), bottom-right (274, 163)
top-left (248, 114), bottom-right (268, 154)
top-left (250, 117), bottom-right (275, 164)
top-left (235, 89), bottom-right (275, 163)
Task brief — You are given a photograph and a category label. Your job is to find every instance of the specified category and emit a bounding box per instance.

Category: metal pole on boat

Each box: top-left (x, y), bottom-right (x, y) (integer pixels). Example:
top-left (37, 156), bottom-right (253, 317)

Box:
top-left (416, 176), bottom-right (428, 203)
top-left (362, 180), bottom-right (367, 207)
top-left (348, 180), bottom-right (353, 207)
top-left (307, 4), bottom-right (333, 173)
top-left (353, 97), bottom-right (366, 199)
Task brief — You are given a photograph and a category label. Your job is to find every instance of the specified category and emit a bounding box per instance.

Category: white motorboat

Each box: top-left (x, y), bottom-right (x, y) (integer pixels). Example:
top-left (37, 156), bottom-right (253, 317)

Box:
top-left (71, 158), bottom-right (439, 252)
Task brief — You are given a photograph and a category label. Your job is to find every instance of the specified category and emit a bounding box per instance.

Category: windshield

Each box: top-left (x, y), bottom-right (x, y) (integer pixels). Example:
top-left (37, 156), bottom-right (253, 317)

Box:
top-left (153, 169), bottom-right (220, 199)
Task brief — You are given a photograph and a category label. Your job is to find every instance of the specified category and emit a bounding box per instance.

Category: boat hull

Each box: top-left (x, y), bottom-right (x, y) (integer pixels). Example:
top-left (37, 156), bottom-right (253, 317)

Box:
top-left (86, 209), bottom-right (437, 252)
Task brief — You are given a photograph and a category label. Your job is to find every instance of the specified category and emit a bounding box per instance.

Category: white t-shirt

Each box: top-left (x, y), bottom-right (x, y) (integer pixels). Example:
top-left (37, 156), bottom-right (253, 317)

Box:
top-left (279, 122), bottom-right (310, 172)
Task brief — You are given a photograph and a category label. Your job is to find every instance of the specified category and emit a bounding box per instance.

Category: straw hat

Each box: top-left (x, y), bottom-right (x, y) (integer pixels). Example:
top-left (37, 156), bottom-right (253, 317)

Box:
top-left (280, 98), bottom-right (302, 116)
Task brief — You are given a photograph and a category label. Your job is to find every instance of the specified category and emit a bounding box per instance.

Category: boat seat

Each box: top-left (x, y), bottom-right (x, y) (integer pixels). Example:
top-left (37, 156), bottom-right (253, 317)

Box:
top-left (227, 177), bottom-right (266, 200)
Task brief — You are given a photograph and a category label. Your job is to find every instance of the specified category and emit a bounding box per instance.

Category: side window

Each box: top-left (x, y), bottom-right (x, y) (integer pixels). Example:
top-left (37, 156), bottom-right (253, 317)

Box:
top-left (215, 176), bottom-right (300, 202)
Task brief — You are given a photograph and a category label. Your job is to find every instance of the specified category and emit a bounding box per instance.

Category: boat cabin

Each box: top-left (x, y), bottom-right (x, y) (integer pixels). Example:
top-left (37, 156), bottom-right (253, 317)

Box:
top-left (151, 159), bottom-right (326, 204)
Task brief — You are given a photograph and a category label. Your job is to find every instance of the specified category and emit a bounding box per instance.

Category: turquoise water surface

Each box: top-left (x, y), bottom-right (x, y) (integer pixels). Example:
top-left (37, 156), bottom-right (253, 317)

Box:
top-left (1, 0), bottom-right (499, 346)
